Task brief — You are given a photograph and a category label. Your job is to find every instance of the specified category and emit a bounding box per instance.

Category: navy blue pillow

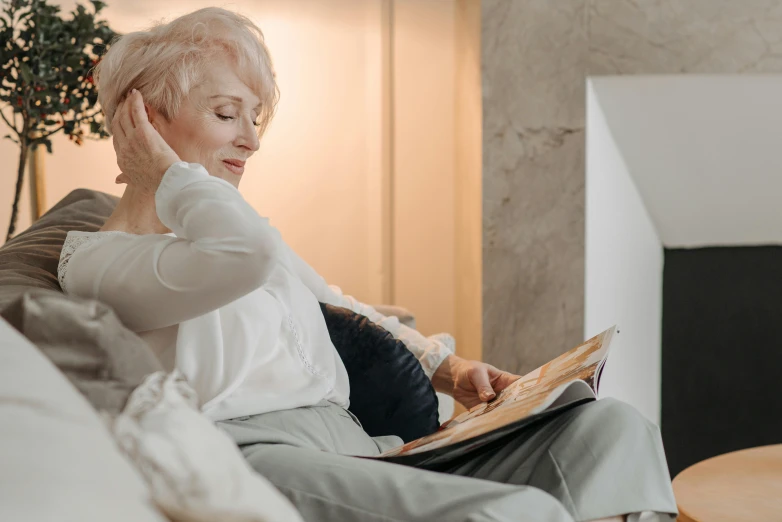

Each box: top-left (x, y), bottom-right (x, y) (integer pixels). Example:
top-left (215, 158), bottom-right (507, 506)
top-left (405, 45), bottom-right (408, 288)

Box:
top-left (319, 303), bottom-right (440, 443)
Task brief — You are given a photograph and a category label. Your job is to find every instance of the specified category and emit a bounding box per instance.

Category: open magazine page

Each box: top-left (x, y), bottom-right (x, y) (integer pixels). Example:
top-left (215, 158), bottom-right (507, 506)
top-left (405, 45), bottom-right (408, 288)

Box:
top-left (376, 327), bottom-right (615, 464)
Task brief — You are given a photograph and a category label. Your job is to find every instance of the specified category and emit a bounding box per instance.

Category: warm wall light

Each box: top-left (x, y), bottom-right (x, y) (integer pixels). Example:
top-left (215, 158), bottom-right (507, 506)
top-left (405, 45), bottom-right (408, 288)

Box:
top-left (0, 1), bottom-right (482, 355)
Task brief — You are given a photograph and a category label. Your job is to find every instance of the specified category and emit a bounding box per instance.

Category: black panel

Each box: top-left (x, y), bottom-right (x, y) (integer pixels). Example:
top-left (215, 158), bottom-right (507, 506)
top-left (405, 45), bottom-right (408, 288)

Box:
top-left (662, 246), bottom-right (782, 477)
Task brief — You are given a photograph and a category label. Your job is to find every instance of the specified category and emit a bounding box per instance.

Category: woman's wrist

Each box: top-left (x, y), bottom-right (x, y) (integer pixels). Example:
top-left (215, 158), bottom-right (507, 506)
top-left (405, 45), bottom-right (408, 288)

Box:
top-left (431, 354), bottom-right (459, 394)
top-left (155, 154), bottom-right (181, 187)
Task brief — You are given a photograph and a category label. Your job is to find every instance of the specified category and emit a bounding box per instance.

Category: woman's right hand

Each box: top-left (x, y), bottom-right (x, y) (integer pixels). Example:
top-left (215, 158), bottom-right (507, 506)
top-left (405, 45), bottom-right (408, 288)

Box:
top-left (112, 89), bottom-right (180, 193)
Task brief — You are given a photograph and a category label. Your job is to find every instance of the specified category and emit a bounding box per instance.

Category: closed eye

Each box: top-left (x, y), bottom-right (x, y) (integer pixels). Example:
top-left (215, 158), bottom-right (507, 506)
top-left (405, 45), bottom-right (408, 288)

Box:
top-left (217, 113), bottom-right (262, 128)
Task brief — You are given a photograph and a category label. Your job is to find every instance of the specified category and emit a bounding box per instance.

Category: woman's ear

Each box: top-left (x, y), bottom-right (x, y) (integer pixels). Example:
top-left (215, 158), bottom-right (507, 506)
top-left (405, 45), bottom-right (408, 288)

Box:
top-left (144, 104), bottom-right (165, 135)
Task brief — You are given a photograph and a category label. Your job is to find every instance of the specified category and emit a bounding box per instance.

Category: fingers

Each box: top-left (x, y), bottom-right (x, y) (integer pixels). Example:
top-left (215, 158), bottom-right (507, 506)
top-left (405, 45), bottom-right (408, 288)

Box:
top-left (112, 89), bottom-right (140, 136)
top-left (468, 365), bottom-right (496, 402)
top-left (130, 90), bottom-right (150, 131)
top-left (127, 94), bottom-right (136, 128)
top-left (112, 98), bottom-right (127, 137)
top-left (489, 367), bottom-right (521, 393)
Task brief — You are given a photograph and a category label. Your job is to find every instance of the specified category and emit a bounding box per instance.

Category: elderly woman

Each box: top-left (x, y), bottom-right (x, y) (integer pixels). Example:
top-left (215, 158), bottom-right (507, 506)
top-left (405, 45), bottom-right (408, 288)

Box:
top-left (57, 8), bottom-right (676, 522)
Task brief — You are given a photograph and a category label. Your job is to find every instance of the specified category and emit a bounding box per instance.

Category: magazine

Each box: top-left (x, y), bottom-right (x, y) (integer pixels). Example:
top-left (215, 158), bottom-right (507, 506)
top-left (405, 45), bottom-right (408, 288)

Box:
top-left (374, 326), bottom-right (616, 467)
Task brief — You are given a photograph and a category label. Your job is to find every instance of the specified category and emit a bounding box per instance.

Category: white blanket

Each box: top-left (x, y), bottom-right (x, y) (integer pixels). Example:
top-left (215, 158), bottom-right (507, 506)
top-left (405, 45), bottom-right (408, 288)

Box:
top-left (108, 371), bottom-right (303, 522)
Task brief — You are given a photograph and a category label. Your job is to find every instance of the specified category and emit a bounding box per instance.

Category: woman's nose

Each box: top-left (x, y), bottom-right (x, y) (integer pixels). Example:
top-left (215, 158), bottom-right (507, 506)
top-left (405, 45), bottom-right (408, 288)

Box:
top-left (236, 119), bottom-right (260, 152)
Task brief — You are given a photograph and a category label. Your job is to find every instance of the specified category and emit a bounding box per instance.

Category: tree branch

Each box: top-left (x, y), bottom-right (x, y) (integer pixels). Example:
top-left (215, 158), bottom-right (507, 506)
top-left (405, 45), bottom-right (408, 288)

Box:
top-left (36, 121), bottom-right (63, 140)
top-left (36, 105), bottom-right (103, 140)
top-left (0, 105), bottom-right (20, 136)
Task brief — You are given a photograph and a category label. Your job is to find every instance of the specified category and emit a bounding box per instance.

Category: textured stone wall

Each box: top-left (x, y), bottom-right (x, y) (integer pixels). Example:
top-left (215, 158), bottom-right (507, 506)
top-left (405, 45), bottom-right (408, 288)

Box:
top-left (482, 0), bottom-right (782, 373)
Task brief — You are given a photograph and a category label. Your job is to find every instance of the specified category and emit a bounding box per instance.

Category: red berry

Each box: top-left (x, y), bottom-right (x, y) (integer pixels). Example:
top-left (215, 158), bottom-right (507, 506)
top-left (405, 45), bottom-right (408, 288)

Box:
top-left (64, 98), bottom-right (70, 103)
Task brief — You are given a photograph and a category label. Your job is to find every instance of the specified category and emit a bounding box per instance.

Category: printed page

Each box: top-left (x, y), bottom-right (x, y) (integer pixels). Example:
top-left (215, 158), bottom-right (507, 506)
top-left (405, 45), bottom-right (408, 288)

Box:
top-left (377, 326), bottom-right (615, 460)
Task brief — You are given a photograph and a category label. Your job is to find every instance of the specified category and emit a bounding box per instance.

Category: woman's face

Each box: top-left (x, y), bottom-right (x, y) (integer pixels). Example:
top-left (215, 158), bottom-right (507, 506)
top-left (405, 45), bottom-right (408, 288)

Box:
top-left (150, 63), bottom-right (262, 188)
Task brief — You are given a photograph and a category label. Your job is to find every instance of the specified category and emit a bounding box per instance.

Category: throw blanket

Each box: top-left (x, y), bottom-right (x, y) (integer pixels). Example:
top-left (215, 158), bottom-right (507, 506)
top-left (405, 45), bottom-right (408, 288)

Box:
top-left (107, 371), bottom-right (303, 522)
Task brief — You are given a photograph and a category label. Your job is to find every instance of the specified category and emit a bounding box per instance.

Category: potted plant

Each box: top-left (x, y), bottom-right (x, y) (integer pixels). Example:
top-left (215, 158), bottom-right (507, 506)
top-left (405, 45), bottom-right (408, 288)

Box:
top-left (0, 0), bottom-right (118, 241)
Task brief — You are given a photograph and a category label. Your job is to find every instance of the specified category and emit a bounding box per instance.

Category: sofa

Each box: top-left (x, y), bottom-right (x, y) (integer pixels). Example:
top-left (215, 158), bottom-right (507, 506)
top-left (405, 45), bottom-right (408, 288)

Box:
top-left (0, 315), bottom-right (169, 522)
top-left (0, 188), bottom-right (455, 521)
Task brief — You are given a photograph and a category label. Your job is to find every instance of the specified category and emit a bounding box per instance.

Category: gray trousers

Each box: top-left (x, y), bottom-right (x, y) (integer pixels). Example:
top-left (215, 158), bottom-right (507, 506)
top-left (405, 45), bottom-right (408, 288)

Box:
top-left (217, 398), bottom-right (677, 522)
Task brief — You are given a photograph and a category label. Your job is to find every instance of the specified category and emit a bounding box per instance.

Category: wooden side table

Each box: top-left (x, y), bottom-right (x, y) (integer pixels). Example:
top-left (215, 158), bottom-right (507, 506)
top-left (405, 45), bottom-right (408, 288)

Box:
top-left (672, 444), bottom-right (782, 521)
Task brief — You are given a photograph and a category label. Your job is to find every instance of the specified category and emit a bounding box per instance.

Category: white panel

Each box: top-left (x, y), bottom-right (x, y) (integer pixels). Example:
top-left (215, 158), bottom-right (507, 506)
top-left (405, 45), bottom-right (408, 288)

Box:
top-left (591, 75), bottom-right (782, 248)
top-left (585, 80), bottom-right (664, 425)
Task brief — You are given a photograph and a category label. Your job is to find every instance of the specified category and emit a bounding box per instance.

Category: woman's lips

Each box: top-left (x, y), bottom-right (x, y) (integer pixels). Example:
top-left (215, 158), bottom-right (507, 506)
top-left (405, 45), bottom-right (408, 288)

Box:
top-left (223, 160), bottom-right (244, 175)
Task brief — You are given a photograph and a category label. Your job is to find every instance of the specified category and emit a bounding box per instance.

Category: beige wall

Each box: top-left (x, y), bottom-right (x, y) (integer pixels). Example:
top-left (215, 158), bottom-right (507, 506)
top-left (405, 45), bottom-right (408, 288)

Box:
top-left (391, 0), bottom-right (482, 348)
top-left (454, 0), bottom-right (483, 362)
top-left (1, 0), bottom-right (483, 345)
top-left (0, 141), bottom-right (34, 238)
top-left (392, 0), bottom-right (456, 337)
top-left (1, 0), bottom-right (389, 304)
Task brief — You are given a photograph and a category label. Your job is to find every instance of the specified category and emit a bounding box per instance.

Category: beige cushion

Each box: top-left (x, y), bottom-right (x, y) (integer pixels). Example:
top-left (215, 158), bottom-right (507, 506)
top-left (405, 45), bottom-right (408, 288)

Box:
top-left (2, 289), bottom-right (163, 416)
top-left (0, 190), bottom-right (162, 416)
top-left (0, 316), bottom-right (167, 522)
top-left (0, 189), bottom-right (117, 311)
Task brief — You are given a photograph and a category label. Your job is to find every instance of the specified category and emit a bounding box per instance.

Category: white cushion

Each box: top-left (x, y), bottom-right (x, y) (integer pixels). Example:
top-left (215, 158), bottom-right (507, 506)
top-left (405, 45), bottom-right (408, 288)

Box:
top-left (437, 392), bottom-right (455, 423)
top-left (110, 370), bottom-right (303, 522)
top-left (0, 317), bottom-right (166, 522)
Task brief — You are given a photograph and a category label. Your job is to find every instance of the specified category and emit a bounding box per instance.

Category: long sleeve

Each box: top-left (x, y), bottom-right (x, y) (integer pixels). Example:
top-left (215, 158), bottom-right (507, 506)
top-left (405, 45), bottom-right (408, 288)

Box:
top-left (60, 162), bottom-right (282, 332)
top-left (283, 244), bottom-right (453, 379)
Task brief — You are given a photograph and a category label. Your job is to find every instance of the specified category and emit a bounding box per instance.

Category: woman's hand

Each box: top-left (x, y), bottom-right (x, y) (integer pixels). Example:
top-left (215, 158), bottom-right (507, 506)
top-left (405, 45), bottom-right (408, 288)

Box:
top-left (431, 354), bottom-right (521, 410)
top-left (112, 89), bottom-right (180, 193)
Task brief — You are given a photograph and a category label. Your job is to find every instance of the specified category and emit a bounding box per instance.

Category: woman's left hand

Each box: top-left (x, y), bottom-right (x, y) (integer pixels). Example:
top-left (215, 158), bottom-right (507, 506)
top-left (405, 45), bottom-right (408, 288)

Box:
top-left (431, 354), bottom-right (521, 409)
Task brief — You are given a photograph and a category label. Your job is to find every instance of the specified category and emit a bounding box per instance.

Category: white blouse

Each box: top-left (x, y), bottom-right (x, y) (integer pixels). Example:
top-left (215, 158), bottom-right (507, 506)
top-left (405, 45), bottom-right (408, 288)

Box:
top-left (57, 162), bottom-right (452, 421)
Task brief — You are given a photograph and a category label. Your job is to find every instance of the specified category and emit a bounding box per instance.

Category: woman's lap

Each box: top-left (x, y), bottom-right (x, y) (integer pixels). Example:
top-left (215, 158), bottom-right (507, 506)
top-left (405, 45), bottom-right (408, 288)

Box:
top-left (217, 398), bottom-right (677, 522)
top-left (430, 398), bottom-right (678, 521)
top-left (241, 443), bottom-right (574, 522)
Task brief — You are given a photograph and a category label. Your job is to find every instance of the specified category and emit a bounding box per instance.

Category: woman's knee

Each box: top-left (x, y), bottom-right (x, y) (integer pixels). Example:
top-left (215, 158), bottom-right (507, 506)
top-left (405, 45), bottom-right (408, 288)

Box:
top-left (562, 397), bottom-right (661, 451)
top-left (586, 397), bottom-right (654, 429)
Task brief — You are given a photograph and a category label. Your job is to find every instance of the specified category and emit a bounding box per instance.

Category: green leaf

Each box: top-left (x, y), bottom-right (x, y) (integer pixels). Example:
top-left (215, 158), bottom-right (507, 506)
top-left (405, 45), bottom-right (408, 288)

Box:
top-left (41, 137), bottom-right (51, 153)
top-left (2, 0), bottom-right (116, 143)
top-left (19, 62), bottom-right (33, 83)
top-left (89, 0), bottom-right (106, 13)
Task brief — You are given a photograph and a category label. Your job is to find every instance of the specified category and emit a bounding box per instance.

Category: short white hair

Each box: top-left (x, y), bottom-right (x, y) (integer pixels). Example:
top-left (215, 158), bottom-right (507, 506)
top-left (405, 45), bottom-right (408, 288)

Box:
top-left (95, 7), bottom-right (278, 135)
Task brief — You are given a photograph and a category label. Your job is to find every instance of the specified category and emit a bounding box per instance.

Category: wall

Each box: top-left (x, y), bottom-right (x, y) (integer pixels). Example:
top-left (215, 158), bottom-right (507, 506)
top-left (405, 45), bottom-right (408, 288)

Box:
top-left (0, 140), bottom-right (34, 239)
top-left (391, 0), bottom-right (483, 347)
top-left (1, 0), bottom-right (388, 304)
top-left (454, 0), bottom-right (483, 363)
top-left (584, 75), bottom-right (782, 248)
top-left (1, 0), bottom-right (482, 343)
top-left (481, 0), bottom-right (782, 375)
top-left (391, 0), bottom-right (456, 337)
top-left (585, 73), bottom-right (782, 470)
top-left (481, 0), bottom-right (586, 375)
top-left (584, 80), bottom-right (663, 424)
